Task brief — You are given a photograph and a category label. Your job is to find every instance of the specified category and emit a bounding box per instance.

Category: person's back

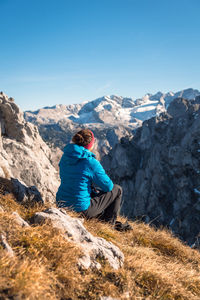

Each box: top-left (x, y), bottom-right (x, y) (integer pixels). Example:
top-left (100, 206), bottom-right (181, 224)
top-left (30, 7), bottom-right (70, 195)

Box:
top-left (56, 129), bottom-right (132, 231)
top-left (56, 143), bottom-right (113, 211)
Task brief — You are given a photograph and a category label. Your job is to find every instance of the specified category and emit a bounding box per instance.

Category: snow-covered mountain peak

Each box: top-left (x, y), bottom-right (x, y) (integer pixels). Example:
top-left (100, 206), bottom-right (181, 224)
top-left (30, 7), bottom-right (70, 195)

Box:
top-left (24, 88), bottom-right (200, 127)
top-left (176, 88), bottom-right (200, 100)
top-left (23, 88), bottom-right (200, 162)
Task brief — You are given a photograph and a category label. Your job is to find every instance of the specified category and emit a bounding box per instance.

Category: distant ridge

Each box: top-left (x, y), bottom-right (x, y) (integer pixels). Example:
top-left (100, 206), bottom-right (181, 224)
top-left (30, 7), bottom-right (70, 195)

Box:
top-left (23, 88), bottom-right (200, 160)
top-left (24, 88), bottom-right (200, 127)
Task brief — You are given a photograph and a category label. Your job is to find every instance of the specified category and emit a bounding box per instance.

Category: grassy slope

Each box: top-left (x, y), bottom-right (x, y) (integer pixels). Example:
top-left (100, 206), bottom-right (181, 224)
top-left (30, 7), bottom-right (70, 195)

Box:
top-left (0, 190), bottom-right (200, 300)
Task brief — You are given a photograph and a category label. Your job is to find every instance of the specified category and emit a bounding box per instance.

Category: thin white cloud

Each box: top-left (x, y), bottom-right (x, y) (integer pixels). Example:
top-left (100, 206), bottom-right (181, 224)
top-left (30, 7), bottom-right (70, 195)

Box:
top-left (96, 82), bottom-right (111, 93)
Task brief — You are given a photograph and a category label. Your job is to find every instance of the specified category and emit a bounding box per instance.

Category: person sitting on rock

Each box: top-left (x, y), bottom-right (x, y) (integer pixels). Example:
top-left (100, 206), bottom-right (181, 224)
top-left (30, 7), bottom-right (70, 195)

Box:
top-left (56, 129), bottom-right (131, 231)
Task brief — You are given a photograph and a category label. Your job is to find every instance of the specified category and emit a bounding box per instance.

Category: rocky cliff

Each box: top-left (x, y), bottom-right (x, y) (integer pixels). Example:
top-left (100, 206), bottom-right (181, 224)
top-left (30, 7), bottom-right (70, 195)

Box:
top-left (102, 96), bottom-right (200, 245)
top-left (0, 92), bottom-right (60, 202)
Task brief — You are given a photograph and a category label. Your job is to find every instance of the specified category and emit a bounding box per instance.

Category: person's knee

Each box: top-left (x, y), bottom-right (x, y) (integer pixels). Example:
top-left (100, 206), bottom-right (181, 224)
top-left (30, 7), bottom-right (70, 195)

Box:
top-left (113, 184), bottom-right (123, 196)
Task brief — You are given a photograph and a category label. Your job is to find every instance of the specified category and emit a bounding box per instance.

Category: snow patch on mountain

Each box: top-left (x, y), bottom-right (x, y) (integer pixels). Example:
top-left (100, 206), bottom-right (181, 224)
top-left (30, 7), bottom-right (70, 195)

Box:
top-left (23, 88), bottom-right (200, 161)
top-left (24, 88), bottom-right (200, 128)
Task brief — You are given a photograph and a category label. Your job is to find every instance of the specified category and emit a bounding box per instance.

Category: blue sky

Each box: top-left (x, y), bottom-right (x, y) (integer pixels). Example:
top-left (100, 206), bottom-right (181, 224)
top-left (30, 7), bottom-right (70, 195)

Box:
top-left (1, 0), bottom-right (200, 111)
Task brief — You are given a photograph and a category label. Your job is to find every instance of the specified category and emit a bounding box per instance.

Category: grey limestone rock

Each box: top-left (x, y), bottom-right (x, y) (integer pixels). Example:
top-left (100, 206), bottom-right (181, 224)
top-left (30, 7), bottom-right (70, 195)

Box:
top-left (102, 97), bottom-right (200, 245)
top-left (0, 93), bottom-right (60, 202)
top-left (0, 233), bottom-right (15, 257)
top-left (33, 207), bottom-right (124, 270)
top-left (12, 212), bottom-right (30, 227)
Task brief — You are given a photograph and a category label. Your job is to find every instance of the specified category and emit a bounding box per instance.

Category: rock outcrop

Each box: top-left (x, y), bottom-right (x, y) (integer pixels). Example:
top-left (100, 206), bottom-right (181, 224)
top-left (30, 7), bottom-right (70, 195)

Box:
top-left (0, 233), bottom-right (15, 257)
top-left (102, 97), bottom-right (200, 245)
top-left (11, 178), bottom-right (43, 205)
top-left (11, 212), bottom-right (30, 228)
top-left (33, 207), bottom-right (124, 270)
top-left (0, 92), bottom-right (60, 202)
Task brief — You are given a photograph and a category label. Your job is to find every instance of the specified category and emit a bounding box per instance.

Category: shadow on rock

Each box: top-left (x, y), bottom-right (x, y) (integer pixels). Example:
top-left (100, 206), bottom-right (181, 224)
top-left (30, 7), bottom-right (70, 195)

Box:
top-left (11, 178), bottom-right (44, 206)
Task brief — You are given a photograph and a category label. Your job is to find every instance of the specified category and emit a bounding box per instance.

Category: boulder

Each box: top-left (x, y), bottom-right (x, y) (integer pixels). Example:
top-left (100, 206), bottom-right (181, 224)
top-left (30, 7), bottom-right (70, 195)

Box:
top-left (0, 233), bottom-right (15, 257)
top-left (12, 212), bottom-right (30, 227)
top-left (33, 207), bottom-right (124, 270)
top-left (11, 178), bottom-right (43, 205)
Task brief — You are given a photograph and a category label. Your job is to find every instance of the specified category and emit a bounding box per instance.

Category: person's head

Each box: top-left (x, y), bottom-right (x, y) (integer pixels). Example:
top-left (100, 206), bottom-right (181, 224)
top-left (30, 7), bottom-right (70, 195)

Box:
top-left (72, 129), bottom-right (95, 151)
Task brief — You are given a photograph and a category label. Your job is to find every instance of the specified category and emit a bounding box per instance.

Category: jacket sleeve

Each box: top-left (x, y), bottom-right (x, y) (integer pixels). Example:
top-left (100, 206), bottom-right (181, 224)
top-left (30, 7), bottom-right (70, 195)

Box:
top-left (90, 158), bottom-right (114, 192)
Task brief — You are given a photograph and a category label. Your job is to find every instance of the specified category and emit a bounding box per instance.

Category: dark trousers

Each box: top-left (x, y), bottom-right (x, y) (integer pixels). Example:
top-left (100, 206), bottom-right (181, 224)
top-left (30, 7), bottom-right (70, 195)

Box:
top-left (82, 184), bottom-right (122, 224)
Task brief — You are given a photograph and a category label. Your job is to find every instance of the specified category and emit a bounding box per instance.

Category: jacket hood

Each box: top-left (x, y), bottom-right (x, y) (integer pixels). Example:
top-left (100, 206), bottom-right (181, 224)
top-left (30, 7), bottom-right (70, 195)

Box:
top-left (62, 143), bottom-right (95, 164)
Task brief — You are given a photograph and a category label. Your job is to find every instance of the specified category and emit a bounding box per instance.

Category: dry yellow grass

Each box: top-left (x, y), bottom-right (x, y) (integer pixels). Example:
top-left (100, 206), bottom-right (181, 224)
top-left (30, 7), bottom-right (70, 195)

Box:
top-left (0, 189), bottom-right (200, 300)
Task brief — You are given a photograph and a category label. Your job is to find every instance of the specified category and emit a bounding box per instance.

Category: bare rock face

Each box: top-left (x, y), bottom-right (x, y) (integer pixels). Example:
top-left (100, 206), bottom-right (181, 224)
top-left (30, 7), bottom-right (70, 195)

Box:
top-left (33, 207), bottom-right (124, 270)
top-left (0, 92), bottom-right (60, 202)
top-left (0, 233), bottom-right (15, 257)
top-left (11, 178), bottom-right (43, 205)
top-left (11, 212), bottom-right (30, 228)
top-left (102, 97), bottom-right (200, 245)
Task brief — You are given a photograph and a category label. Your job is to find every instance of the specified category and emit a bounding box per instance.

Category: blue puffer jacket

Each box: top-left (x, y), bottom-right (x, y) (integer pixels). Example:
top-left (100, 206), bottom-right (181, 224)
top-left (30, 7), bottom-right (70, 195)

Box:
top-left (56, 143), bottom-right (114, 212)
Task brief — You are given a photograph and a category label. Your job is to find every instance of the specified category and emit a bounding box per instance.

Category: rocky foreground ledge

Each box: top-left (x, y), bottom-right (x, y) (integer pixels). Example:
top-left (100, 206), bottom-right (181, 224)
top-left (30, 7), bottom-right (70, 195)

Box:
top-left (0, 177), bottom-right (124, 270)
top-left (1, 206), bottom-right (124, 271)
top-left (1, 181), bottom-right (200, 299)
top-left (33, 207), bottom-right (124, 270)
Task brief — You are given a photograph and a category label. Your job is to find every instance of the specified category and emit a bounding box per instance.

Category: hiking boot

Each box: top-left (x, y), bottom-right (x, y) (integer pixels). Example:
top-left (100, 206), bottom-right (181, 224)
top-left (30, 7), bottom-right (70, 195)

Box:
top-left (114, 220), bottom-right (133, 232)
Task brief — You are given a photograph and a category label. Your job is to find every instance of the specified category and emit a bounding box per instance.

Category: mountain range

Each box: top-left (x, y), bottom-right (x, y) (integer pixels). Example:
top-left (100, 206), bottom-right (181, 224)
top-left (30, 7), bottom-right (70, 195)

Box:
top-left (1, 89), bottom-right (200, 246)
top-left (25, 88), bottom-right (200, 127)
top-left (24, 88), bottom-right (200, 161)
